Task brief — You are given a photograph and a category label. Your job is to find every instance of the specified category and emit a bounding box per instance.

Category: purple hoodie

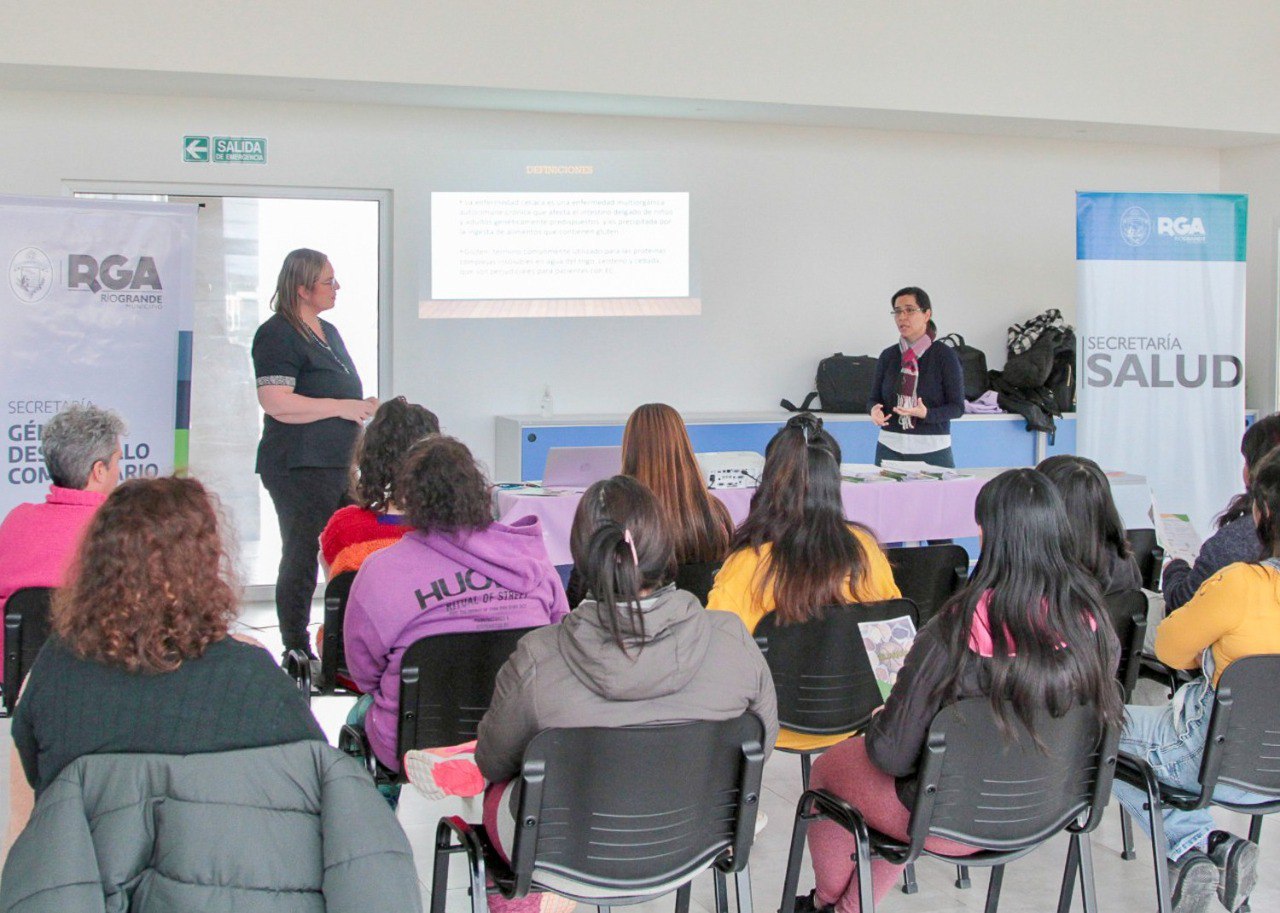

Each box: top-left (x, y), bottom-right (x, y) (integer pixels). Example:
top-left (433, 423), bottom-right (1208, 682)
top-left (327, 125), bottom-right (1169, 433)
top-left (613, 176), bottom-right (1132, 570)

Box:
top-left (344, 514), bottom-right (569, 770)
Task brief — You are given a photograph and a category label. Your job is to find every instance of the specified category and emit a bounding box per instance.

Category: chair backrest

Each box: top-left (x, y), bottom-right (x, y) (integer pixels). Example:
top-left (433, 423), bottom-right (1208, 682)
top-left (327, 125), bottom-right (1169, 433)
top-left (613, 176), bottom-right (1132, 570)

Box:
top-left (1198, 654), bottom-right (1280, 799)
top-left (319, 571), bottom-right (357, 691)
top-left (885, 545), bottom-right (969, 626)
top-left (507, 714), bottom-right (765, 896)
top-left (754, 598), bottom-right (919, 735)
top-left (1125, 528), bottom-right (1164, 591)
top-left (1103, 589), bottom-right (1148, 701)
top-left (4, 587), bottom-right (54, 714)
top-left (908, 697), bottom-right (1118, 855)
top-left (395, 626), bottom-right (539, 755)
top-left (674, 561), bottom-right (722, 607)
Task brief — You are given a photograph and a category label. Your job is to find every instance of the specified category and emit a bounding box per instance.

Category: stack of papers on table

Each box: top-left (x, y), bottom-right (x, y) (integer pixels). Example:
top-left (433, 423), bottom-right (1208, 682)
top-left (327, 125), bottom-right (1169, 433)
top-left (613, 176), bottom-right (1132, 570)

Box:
top-left (840, 463), bottom-right (892, 483)
top-left (877, 460), bottom-right (967, 481)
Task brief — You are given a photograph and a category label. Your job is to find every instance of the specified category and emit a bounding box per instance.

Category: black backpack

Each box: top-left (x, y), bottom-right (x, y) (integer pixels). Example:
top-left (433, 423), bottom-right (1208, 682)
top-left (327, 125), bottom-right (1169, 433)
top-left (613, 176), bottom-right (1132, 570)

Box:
top-left (1046, 330), bottom-right (1077, 412)
top-left (937, 334), bottom-right (989, 401)
top-left (781, 353), bottom-right (877, 414)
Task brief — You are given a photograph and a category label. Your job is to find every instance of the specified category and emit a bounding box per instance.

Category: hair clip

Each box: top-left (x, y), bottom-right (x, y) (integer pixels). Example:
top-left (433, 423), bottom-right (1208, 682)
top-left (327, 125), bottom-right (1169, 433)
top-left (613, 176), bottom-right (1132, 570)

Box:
top-left (623, 528), bottom-right (639, 565)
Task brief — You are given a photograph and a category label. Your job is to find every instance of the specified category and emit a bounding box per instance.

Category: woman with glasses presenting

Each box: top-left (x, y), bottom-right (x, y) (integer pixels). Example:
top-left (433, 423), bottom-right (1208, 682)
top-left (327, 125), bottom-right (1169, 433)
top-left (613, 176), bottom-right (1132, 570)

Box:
top-left (868, 287), bottom-right (965, 468)
top-left (253, 248), bottom-right (377, 660)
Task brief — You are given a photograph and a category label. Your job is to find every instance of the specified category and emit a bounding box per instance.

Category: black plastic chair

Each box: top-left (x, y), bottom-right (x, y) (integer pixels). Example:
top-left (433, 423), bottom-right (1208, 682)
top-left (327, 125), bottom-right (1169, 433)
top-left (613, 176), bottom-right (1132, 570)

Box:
top-left (283, 571), bottom-right (360, 706)
top-left (1125, 528), bottom-right (1164, 592)
top-left (1111, 654), bottom-right (1280, 913)
top-left (340, 625), bottom-right (538, 782)
top-left (1104, 589), bottom-right (1148, 703)
top-left (675, 560), bottom-right (723, 607)
top-left (3, 587), bottom-right (54, 716)
top-left (753, 598), bottom-right (919, 789)
top-left (431, 714), bottom-right (765, 913)
top-left (884, 545), bottom-right (969, 626)
top-left (779, 697), bottom-right (1120, 913)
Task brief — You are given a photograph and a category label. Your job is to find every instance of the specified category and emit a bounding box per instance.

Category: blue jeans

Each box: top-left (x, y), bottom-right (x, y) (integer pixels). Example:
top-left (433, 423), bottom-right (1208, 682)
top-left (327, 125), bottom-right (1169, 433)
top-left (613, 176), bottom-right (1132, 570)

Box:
top-left (874, 442), bottom-right (955, 468)
top-left (1112, 677), bottom-right (1265, 860)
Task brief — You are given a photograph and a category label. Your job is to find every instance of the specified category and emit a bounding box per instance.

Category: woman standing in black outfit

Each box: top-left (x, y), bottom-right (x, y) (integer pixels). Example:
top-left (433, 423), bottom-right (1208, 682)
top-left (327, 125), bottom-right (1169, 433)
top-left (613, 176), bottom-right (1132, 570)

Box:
top-left (253, 248), bottom-right (376, 657)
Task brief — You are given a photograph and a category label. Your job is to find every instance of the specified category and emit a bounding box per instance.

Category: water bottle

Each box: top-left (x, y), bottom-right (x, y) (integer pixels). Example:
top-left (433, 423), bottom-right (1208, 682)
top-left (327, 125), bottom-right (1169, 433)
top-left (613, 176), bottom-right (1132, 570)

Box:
top-left (540, 384), bottom-right (554, 418)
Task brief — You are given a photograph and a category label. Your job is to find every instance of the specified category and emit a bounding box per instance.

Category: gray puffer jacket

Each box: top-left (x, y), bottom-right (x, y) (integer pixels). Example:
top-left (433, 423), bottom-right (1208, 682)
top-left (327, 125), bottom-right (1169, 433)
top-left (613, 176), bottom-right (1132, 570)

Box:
top-left (0, 741), bottom-right (422, 913)
top-left (475, 584), bottom-right (778, 783)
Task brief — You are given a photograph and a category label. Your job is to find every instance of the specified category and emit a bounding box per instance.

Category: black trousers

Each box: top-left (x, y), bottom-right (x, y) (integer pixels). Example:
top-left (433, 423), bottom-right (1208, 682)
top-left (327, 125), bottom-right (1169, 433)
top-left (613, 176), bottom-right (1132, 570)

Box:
top-left (261, 467), bottom-right (349, 653)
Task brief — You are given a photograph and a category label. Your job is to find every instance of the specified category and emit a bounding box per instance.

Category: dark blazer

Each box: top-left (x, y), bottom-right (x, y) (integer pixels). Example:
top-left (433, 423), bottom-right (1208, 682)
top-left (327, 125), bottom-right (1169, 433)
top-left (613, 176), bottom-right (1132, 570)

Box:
top-left (869, 342), bottom-right (966, 437)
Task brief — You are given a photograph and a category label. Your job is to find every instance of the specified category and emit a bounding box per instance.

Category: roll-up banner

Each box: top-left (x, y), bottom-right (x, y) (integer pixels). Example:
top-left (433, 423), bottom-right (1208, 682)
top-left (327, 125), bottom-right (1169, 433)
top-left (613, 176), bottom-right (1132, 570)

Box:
top-left (1, 195), bottom-right (196, 516)
top-left (1077, 192), bottom-right (1247, 536)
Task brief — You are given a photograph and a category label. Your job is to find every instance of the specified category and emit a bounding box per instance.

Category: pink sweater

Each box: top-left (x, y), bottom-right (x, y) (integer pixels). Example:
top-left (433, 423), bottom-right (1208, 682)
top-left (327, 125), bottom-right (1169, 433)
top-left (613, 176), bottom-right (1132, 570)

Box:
top-left (0, 486), bottom-right (107, 654)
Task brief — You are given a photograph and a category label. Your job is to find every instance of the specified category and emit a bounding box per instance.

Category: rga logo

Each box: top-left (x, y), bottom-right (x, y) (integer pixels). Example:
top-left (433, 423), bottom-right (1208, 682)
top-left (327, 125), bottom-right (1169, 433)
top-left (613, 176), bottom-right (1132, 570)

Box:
top-left (8, 247), bottom-right (53, 302)
top-left (1119, 206), bottom-right (1151, 247)
top-left (67, 254), bottom-right (162, 292)
top-left (1157, 216), bottom-right (1207, 243)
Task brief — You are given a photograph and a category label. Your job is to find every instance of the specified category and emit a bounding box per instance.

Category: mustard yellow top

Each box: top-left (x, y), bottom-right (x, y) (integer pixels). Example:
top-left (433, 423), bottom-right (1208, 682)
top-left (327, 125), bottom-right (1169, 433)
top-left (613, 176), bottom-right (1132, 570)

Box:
top-left (1155, 562), bottom-right (1280, 687)
top-left (707, 528), bottom-right (902, 751)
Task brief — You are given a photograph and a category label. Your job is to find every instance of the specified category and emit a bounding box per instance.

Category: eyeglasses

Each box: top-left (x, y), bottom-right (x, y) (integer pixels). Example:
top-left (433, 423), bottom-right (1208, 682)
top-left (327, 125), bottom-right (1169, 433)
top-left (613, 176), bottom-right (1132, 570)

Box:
top-left (318, 278), bottom-right (339, 287)
top-left (891, 307), bottom-right (923, 316)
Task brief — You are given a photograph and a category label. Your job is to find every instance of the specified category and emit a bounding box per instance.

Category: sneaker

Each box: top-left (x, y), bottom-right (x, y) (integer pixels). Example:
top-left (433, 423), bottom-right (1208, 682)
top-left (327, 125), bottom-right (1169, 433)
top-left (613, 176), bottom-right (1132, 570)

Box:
top-left (1207, 830), bottom-right (1259, 911)
top-left (794, 890), bottom-right (833, 913)
top-left (1169, 850), bottom-right (1220, 913)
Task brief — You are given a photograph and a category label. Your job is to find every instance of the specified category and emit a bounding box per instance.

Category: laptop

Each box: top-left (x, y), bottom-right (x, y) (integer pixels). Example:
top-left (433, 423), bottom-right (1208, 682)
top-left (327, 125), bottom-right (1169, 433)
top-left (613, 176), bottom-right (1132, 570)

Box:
top-left (541, 445), bottom-right (623, 489)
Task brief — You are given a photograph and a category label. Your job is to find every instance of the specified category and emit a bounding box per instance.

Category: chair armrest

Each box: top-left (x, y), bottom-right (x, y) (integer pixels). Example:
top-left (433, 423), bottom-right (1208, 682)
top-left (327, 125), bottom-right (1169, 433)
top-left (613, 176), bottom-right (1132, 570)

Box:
top-left (339, 722), bottom-right (377, 779)
top-left (282, 648), bottom-right (312, 703)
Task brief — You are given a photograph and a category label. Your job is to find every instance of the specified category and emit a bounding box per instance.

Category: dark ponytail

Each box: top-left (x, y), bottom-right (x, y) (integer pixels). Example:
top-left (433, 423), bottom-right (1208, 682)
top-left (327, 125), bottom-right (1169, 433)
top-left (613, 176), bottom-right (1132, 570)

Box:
top-left (570, 476), bottom-right (676, 654)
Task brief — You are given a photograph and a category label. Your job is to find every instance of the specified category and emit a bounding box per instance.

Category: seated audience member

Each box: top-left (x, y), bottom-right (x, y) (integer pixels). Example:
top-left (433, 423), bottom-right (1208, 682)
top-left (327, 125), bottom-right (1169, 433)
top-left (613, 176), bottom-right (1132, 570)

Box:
top-left (802, 469), bottom-right (1122, 913)
top-left (1162, 413), bottom-right (1280, 611)
top-left (12, 477), bottom-right (324, 796)
top-left (566, 402), bottom-right (734, 606)
top-left (0, 404), bottom-right (124, 656)
top-left (707, 413), bottom-right (900, 752)
top-left (320, 395), bottom-right (439, 579)
top-left (1038, 454), bottom-right (1141, 596)
top-left (475, 474), bottom-right (777, 851)
top-left (1111, 445), bottom-right (1280, 913)
top-left (344, 435), bottom-right (568, 773)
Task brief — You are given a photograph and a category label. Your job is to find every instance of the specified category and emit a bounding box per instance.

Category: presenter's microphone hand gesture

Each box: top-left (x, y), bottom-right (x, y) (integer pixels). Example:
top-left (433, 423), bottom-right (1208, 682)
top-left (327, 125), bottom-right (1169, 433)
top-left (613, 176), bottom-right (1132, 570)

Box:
top-left (339, 396), bottom-right (379, 424)
top-left (870, 404), bottom-right (890, 427)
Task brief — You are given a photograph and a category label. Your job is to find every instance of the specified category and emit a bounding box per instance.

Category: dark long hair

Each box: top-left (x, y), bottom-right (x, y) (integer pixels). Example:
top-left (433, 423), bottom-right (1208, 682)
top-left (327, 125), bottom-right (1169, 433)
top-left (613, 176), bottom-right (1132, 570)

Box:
top-left (1220, 413), bottom-right (1280, 528)
top-left (352, 396), bottom-right (440, 511)
top-left (933, 469), bottom-right (1124, 738)
top-left (1036, 455), bottom-right (1131, 581)
top-left (729, 413), bottom-right (872, 624)
top-left (622, 403), bottom-right (733, 564)
top-left (1249, 446), bottom-right (1280, 556)
top-left (570, 476), bottom-right (676, 654)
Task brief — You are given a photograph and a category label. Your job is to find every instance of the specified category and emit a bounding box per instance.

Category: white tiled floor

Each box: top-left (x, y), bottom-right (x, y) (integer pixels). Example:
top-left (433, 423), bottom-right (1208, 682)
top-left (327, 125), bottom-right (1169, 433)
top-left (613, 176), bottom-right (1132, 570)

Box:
top-left (3, 598), bottom-right (1275, 912)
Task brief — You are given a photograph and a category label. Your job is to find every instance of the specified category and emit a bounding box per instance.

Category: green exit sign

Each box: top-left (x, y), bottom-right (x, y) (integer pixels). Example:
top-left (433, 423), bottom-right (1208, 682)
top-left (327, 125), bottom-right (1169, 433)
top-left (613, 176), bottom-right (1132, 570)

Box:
top-left (182, 135), bottom-right (267, 165)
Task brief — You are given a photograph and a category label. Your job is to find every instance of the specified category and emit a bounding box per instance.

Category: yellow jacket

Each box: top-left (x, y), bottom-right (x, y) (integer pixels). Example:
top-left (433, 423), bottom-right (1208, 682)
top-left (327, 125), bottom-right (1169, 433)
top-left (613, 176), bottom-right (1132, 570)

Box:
top-left (707, 528), bottom-right (902, 751)
top-left (1155, 561), bottom-right (1280, 687)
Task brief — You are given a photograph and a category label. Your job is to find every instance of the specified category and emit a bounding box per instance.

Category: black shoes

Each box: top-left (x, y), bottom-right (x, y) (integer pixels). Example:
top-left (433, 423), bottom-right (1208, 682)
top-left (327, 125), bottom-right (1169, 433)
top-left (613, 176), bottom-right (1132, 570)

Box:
top-left (794, 890), bottom-right (834, 913)
top-left (1169, 850), bottom-right (1218, 913)
top-left (1207, 830), bottom-right (1258, 912)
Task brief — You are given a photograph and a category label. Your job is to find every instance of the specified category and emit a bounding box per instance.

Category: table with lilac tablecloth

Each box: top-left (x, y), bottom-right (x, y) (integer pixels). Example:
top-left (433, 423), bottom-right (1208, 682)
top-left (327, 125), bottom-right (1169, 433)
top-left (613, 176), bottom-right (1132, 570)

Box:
top-left (495, 477), bottom-right (986, 567)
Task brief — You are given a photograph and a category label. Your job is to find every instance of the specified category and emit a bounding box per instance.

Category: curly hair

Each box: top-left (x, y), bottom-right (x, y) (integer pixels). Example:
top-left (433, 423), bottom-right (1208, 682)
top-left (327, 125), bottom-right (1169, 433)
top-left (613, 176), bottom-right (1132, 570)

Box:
top-left (396, 435), bottom-right (494, 534)
top-left (351, 396), bottom-right (440, 510)
top-left (52, 477), bottom-right (240, 674)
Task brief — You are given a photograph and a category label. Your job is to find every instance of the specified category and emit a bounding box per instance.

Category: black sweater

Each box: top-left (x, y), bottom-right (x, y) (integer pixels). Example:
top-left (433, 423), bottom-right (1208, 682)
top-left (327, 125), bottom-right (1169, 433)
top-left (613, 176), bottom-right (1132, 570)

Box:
top-left (13, 636), bottom-right (325, 794)
top-left (865, 615), bottom-right (1118, 807)
top-left (868, 342), bottom-right (966, 437)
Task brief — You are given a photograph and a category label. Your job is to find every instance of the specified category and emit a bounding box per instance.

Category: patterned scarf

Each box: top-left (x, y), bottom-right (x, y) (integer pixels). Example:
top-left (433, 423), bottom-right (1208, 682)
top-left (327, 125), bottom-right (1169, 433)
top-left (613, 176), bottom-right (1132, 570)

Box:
top-left (896, 336), bottom-right (931, 430)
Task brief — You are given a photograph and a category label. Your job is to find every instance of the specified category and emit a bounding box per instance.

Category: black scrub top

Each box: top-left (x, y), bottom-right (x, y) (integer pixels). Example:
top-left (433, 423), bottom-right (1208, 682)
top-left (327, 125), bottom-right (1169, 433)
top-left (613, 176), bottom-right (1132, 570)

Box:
top-left (252, 313), bottom-right (364, 473)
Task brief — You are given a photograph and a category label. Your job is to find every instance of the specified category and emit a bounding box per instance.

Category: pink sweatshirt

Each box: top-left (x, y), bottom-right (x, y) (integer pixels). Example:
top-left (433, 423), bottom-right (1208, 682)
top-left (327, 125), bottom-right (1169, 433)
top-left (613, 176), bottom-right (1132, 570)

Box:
top-left (0, 486), bottom-right (107, 655)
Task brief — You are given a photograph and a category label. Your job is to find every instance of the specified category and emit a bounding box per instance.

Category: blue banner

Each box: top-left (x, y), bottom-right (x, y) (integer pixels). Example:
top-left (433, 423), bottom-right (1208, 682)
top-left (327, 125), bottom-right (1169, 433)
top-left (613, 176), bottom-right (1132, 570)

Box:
top-left (1077, 192), bottom-right (1247, 262)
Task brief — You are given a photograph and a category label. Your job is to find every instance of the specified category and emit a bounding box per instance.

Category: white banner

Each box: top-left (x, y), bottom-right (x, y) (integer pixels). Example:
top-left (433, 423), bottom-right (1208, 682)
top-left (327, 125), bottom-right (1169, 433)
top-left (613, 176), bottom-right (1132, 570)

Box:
top-left (1077, 192), bottom-right (1247, 536)
top-left (1, 195), bottom-right (196, 516)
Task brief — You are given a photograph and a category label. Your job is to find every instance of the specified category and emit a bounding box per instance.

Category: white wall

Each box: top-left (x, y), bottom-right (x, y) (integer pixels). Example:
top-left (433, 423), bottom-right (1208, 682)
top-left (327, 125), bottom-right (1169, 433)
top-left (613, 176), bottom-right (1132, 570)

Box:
top-left (1222, 143), bottom-right (1280, 413)
top-left (0, 87), bottom-right (1224, 468)
top-left (2, 2), bottom-right (1279, 138)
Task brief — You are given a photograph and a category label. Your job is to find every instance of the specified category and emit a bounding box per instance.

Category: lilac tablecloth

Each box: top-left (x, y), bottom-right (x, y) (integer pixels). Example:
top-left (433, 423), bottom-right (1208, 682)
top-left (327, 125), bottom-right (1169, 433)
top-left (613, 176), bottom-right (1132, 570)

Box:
top-left (496, 477), bottom-right (985, 566)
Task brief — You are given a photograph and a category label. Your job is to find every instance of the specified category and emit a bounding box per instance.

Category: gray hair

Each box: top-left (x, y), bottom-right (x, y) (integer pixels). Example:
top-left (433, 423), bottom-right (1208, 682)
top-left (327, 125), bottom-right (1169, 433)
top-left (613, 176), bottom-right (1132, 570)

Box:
top-left (42, 404), bottom-right (126, 489)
